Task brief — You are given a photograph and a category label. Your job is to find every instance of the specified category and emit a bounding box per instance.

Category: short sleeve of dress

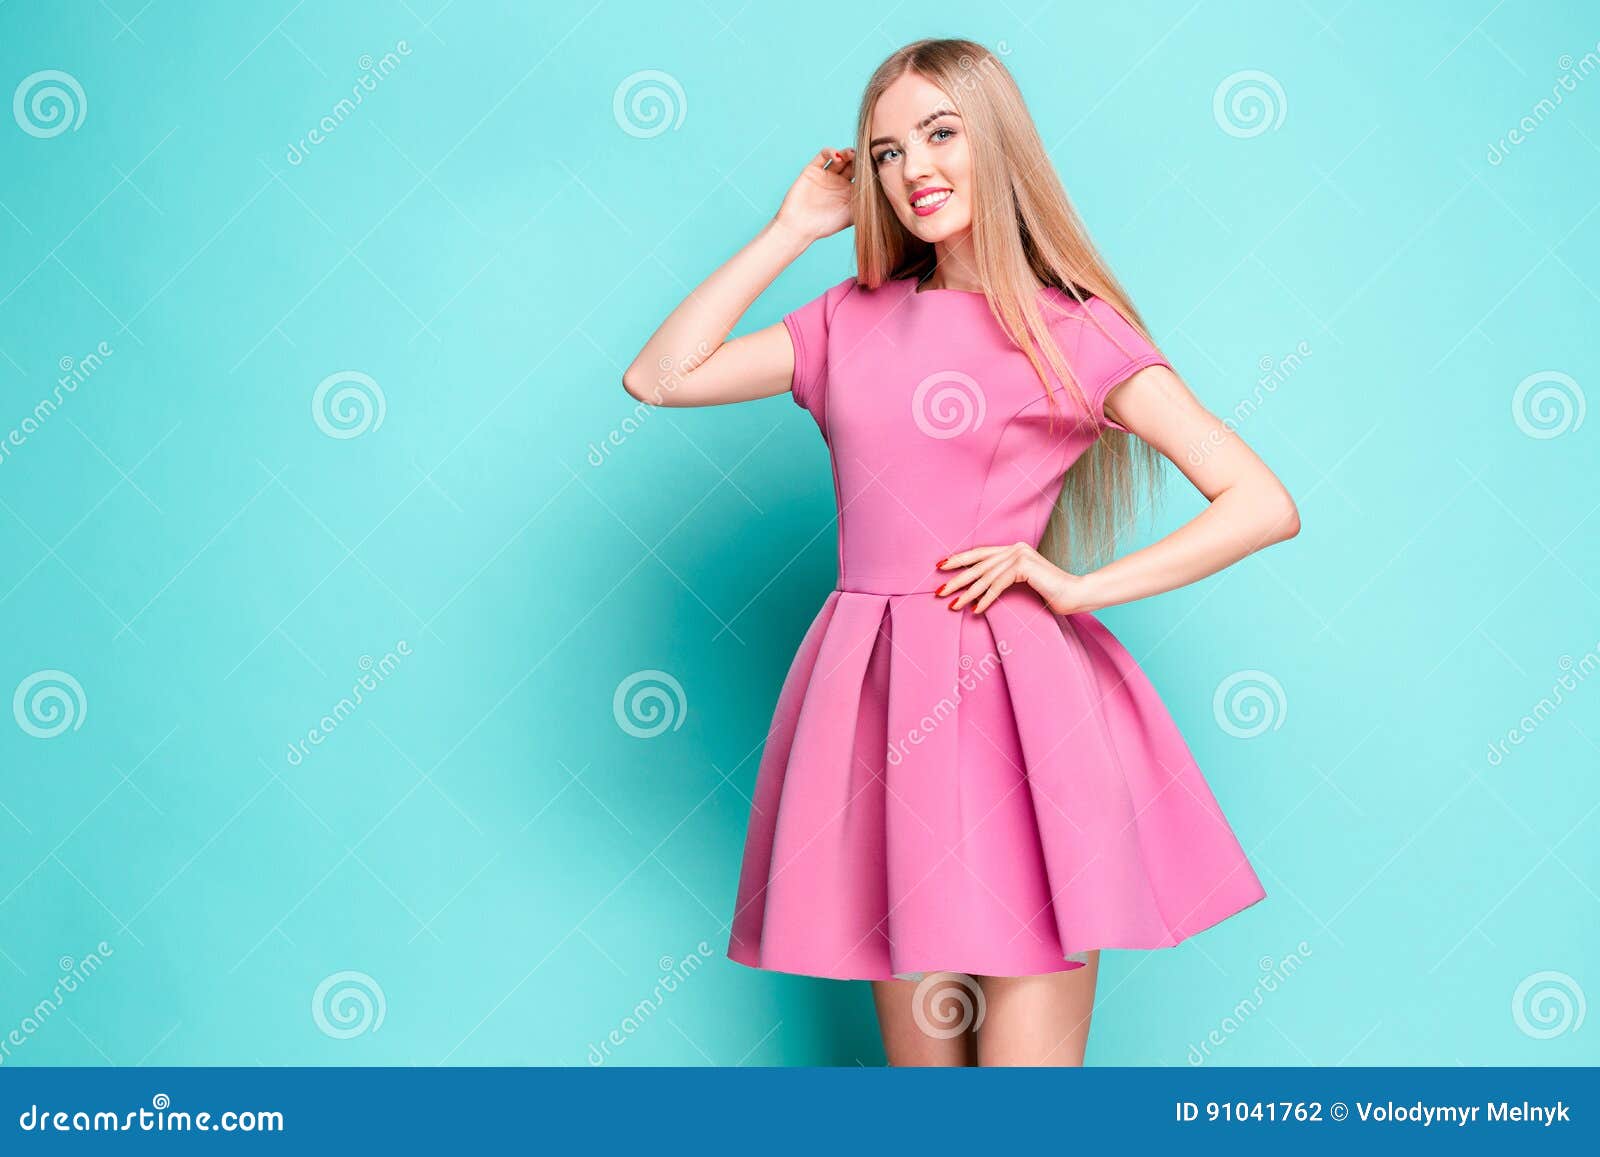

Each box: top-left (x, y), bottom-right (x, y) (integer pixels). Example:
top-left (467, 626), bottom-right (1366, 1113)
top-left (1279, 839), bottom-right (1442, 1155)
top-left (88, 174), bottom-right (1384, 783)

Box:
top-left (781, 275), bottom-right (856, 415)
top-left (1072, 295), bottom-right (1172, 434)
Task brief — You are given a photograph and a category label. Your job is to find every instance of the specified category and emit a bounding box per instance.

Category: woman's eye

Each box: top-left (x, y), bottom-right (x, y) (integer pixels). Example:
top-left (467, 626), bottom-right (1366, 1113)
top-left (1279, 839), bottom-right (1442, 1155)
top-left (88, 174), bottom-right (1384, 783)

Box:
top-left (874, 128), bottom-right (950, 167)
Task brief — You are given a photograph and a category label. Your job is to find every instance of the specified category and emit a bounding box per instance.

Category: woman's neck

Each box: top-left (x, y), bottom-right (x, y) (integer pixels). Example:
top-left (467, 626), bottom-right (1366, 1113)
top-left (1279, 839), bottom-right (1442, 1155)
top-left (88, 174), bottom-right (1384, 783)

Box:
top-left (922, 238), bottom-right (983, 293)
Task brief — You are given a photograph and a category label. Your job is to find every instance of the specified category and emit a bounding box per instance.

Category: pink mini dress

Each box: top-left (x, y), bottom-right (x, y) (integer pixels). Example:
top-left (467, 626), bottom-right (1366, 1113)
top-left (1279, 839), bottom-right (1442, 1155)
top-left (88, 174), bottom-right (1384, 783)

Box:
top-left (727, 272), bottom-right (1266, 981)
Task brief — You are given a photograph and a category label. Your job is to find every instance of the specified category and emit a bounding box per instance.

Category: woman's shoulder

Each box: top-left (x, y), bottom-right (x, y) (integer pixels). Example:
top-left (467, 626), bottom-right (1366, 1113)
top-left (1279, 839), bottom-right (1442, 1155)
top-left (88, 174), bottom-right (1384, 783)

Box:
top-left (1040, 285), bottom-right (1150, 342)
top-left (1039, 282), bottom-right (1101, 317)
top-left (806, 272), bottom-right (909, 319)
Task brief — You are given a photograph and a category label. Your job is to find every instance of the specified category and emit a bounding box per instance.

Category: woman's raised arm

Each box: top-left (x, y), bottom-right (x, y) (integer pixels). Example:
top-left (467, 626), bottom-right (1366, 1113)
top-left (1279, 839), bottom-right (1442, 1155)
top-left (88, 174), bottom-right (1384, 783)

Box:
top-left (622, 147), bottom-right (856, 408)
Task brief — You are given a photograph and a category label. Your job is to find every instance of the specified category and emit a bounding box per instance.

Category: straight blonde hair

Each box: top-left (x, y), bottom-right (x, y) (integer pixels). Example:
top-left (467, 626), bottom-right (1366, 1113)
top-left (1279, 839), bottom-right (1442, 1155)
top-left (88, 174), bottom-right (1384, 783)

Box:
top-left (849, 37), bottom-right (1166, 573)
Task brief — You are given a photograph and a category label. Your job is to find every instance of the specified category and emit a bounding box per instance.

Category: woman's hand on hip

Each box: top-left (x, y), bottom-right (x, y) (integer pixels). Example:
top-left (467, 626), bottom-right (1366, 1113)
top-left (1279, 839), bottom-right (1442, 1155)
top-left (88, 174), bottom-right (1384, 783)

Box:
top-left (935, 542), bottom-right (1095, 616)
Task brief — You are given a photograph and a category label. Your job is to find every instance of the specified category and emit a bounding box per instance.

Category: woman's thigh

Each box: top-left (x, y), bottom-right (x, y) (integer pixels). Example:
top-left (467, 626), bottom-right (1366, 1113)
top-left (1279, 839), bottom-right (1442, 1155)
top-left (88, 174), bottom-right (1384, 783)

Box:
top-left (869, 972), bottom-right (983, 1066)
top-left (973, 950), bottom-right (1101, 1066)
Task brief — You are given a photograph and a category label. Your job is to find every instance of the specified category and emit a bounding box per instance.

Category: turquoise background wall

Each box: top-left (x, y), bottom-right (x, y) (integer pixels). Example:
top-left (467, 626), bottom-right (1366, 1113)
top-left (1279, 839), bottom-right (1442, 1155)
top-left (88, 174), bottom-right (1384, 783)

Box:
top-left (1, 0), bottom-right (1596, 1067)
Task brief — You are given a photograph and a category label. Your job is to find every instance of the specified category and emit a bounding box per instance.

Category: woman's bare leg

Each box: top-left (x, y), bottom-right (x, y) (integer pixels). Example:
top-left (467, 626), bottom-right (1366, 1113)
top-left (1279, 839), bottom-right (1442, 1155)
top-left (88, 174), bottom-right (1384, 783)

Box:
top-left (973, 950), bottom-right (1100, 1066)
top-left (869, 972), bottom-right (981, 1066)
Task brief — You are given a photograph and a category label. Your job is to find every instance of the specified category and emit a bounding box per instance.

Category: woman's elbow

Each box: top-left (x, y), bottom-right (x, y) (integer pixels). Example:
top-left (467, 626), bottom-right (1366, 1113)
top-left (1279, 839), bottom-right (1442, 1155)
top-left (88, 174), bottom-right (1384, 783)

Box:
top-left (1268, 490), bottom-right (1301, 543)
top-left (622, 365), bottom-right (660, 406)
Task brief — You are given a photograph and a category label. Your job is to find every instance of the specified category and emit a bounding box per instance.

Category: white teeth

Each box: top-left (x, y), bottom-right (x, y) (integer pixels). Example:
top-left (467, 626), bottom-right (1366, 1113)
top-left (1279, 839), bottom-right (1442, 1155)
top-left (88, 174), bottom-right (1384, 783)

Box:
top-left (912, 190), bottom-right (951, 208)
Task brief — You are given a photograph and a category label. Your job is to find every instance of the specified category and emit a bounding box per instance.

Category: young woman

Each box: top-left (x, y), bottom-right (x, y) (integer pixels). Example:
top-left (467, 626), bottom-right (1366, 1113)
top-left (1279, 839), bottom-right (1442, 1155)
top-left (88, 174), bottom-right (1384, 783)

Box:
top-left (623, 38), bottom-right (1299, 1067)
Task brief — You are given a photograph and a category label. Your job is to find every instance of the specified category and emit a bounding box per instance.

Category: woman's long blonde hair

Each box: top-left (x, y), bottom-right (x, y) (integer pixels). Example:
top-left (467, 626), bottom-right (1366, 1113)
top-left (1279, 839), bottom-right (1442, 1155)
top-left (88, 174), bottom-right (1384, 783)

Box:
top-left (850, 37), bottom-right (1166, 573)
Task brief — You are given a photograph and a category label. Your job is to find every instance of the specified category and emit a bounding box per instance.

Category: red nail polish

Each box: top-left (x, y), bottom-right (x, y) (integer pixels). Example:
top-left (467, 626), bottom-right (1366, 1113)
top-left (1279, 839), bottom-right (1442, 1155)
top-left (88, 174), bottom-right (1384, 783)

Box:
top-left (936, 556), bottom-right (949, 568)
top-left (935, 585), bottom-right (947, 597)
top-left (947, 597), bottom-right (960, 611)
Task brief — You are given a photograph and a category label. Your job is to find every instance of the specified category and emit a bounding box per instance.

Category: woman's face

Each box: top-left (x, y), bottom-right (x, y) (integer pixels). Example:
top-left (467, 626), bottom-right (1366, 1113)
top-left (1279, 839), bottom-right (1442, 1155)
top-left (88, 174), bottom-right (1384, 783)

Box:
top-left (869, 71), bottom-right (974, 244)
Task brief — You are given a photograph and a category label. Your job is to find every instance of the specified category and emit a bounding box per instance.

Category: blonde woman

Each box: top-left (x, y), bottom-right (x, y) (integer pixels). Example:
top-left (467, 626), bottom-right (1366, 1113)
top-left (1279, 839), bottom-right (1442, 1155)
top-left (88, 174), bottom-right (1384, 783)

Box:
top-left (624, 38), bottom-right (1299, 1067)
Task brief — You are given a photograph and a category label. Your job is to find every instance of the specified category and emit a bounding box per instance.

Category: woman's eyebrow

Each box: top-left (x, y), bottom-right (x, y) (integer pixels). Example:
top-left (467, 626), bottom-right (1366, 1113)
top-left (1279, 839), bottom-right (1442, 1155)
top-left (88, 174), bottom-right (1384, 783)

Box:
top-left (870, 108), bottom-right (960, 148)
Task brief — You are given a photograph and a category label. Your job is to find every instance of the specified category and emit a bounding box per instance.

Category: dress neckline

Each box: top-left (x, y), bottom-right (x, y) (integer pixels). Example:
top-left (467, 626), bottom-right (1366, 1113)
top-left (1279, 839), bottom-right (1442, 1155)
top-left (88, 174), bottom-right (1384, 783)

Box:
top-left (896, 274), bottom-right (1093, 312)
top-left (902, 272), bottom-right (988, 298)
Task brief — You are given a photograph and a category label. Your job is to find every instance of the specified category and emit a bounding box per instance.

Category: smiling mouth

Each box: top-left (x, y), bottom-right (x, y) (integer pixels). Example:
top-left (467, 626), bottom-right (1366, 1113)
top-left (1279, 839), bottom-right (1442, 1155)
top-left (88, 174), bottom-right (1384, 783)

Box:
top-left (911, 188), bottom-right (952, 216)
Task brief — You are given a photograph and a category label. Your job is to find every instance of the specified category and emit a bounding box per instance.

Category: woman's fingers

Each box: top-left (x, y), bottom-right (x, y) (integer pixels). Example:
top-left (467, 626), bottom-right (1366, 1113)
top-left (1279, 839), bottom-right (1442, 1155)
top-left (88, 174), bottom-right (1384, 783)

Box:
top-left (822, 147), bottom-right (857, 178)
top-left (936, 546), bottom-right (1010, 604)
top-left (938, 544), bottom-right (1055, 613)
top-left (961, 553), bottom-right (1020, 613)
top-left (934, 547), bottom-right (989, 595)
